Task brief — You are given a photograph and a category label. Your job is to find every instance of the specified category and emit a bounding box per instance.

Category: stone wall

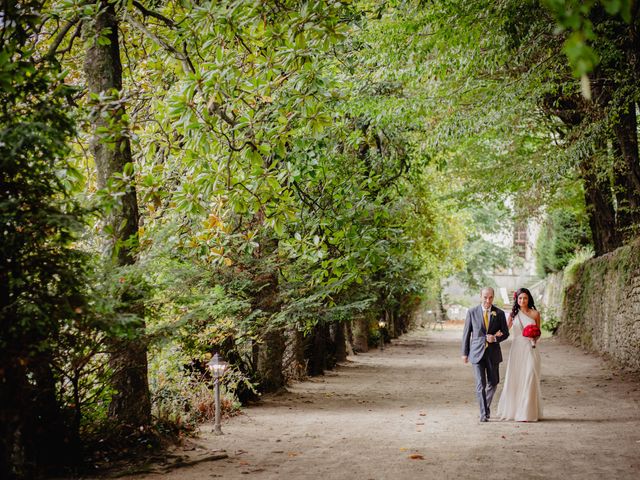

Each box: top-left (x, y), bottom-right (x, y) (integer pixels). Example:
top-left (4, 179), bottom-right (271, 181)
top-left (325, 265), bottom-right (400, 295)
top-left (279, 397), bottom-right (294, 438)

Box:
top-left (561, 239), bottom-right (640, 373)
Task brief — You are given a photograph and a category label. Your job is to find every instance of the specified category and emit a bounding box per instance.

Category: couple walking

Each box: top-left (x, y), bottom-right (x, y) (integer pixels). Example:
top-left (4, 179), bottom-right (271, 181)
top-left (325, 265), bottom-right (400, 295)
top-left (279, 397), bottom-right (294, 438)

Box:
top-left (461, 287), bottom-right (543, 422)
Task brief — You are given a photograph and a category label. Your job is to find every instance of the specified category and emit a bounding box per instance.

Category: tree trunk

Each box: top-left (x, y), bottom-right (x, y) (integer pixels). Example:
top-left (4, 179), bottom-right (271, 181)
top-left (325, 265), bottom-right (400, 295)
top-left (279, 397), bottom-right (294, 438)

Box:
top-left (580, 151), bottom-right (621, 256)
top-left (253, 265), bottom-right (286, 392)
top-left (106, 338), bottom-right (151, 427)
top-left (84, 0), bottom-right (150, 427)
top-left (333, 322), bottom-right (348, 363)
top-left (581, 151), bottom-right (622, 255)
top-left (0, 362), bottom-right (28, 480)
top-left (31, 358), bottom-right (68, 467)
top-left (383, 309), bottom-right (395, 339)
top-left (85, 1), bottom-right (140, 261)
top-left (395, 306), bottom-right (408, 334)
top-left (305, 323), bottom-right (332, 376)
top-left (283, 328), bottom-right (307, 381)
top-left (257, 328), bottom-right (286, 392)
top-left (612, 102), bottom-right (640, 240)
top-left (541, 84), bottom-right (624, 257)
top-left (437, 283), bottom-right (447, 323)
top-left (351, 317), bottom-right (369, 353)
top-left (345, 321), bottom-right (355, 356)
top-left (0, 354), bottom-right (66, 479)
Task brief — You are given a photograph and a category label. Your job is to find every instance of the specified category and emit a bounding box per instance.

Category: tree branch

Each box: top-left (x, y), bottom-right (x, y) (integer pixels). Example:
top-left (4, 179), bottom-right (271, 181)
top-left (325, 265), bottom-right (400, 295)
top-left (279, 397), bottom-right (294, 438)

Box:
top-left (207, 99), bottom-right (238, 127)
top-left (125, 13), bottom-right (194, 73)
top-left (45, 16), bottom-right (80, 60)
top-left (132, 0), bottom-right (175, 28)
top-left (125, 10), bottom-right (239, 128)
top-left (55, 22), bottom-right (83, 58)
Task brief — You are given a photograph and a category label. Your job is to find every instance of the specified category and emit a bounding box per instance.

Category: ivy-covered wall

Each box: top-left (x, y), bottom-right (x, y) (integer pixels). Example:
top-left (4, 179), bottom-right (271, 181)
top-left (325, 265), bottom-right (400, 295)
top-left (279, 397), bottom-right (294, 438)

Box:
top-left (561, 240), bottom-right (640, 373)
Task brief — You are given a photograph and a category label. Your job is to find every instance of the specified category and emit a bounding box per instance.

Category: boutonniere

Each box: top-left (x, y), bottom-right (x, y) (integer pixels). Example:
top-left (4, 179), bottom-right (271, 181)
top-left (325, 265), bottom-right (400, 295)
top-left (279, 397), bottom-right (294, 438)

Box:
top-left (491, 312), bottom-right (497, 317)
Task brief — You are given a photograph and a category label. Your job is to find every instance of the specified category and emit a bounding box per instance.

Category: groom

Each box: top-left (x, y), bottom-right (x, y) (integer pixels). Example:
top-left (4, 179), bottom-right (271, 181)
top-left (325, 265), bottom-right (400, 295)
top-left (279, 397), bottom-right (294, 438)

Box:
top-left (461, 287), bottom-right (509, 422)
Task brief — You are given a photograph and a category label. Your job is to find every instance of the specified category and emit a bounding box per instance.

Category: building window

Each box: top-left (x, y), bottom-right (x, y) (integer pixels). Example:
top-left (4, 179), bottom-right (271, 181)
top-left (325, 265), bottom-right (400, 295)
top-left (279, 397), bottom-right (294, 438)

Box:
top-left (514, 221), bottom-right (527, 258)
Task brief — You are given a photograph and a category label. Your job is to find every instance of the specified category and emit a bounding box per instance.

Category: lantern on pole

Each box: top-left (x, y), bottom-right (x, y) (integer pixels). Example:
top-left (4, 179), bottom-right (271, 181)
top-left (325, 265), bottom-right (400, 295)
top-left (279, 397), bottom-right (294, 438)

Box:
top-left (207, 353), bottom-right (228, 435)
top-left (378, 320), bottom-right (387, 351)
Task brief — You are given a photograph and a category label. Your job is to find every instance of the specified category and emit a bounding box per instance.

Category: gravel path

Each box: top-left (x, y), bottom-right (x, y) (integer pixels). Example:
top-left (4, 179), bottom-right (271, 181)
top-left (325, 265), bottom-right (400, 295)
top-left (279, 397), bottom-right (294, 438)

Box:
top-left (118, 324), bottom-right (640, 479)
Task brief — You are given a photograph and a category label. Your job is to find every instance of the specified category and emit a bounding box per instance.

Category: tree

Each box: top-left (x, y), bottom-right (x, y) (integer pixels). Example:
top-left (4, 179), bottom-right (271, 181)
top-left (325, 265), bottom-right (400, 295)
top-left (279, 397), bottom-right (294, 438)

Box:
top-left (82, 0), bottom-right (150, 428)
top-left (380, 0), bottom-right (640, 258)
top-left (0, 2), bottom-right (87, 477)
top-left (502, 0), bottom-right (640, 254)
top-left (535, 208), bottom-right (592, 275)
top-left (543, 1), bottom-right (640, 252)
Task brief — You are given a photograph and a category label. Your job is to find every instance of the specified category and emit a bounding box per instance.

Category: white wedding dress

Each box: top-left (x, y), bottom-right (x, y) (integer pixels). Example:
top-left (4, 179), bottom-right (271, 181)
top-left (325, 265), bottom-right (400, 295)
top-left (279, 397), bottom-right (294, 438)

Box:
top-left (496, 311), bottom-right (543, 421)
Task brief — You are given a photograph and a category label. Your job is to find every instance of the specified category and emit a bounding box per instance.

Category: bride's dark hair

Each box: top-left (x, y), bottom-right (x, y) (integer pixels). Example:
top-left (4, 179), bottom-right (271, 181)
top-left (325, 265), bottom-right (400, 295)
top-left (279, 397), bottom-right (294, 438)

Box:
top-left (511, 287), bottom-right (536, 318)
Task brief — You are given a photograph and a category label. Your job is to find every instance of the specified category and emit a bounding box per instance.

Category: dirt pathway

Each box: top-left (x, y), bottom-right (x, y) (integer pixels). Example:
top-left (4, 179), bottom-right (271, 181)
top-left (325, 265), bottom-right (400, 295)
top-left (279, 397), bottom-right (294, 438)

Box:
top-left (121, 324), bottom-right (640, 479)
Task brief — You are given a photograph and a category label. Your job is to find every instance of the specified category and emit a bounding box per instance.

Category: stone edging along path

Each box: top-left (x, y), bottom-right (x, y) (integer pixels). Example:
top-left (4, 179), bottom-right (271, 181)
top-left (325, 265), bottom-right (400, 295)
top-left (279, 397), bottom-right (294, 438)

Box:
top-left (117, 325), bottom-right (640, 480)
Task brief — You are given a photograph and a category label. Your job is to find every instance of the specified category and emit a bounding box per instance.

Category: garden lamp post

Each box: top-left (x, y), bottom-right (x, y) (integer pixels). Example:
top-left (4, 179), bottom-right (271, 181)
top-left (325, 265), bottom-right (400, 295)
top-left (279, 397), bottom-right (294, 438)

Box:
top-left (207, 353), bottom-right (228, 435)
top-left (378, 320), bottom-right (387, 351)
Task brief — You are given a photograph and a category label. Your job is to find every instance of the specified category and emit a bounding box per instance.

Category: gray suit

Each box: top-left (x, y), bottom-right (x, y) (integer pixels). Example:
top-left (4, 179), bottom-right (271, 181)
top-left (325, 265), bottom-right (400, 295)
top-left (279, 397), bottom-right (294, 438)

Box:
top-left (461, 304), bottom-right (509, 421)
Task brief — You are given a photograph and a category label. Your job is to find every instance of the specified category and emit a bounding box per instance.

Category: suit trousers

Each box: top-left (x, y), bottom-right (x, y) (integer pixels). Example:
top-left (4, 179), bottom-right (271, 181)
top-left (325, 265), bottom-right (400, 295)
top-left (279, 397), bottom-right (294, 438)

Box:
top-left (472, 351), bottom-right (500, 420)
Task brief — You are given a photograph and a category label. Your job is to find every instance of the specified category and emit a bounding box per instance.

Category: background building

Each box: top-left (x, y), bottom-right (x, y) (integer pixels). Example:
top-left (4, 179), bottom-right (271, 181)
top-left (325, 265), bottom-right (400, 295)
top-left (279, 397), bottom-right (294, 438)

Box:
top-left (442, 218), bottom-right (541, 320)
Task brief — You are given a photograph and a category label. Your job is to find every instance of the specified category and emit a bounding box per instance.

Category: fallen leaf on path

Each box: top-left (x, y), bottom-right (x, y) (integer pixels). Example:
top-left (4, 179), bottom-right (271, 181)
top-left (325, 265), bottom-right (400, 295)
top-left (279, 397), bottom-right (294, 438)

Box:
top-left (419, 413), bottom-right (426, 416)
top-left (408, 454), bottom-right (424, 460)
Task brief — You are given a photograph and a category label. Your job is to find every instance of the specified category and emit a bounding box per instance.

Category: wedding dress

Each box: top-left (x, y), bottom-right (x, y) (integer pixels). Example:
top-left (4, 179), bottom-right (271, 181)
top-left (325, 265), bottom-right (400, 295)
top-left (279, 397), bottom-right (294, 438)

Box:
top-left (496, 311), bottom-right (543, 421)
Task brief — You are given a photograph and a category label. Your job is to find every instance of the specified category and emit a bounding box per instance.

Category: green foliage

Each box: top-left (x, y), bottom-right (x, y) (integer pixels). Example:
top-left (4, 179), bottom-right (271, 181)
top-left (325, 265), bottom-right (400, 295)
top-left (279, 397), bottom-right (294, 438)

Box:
top-left (542, 0), bottom-right (633, 81)
top-left (17, 0), bottom-right (639, 470)
top-left (535, 208), bottom-right (592, 275)
top-left (0, 2), bottom-right (93, 475)
top-left (455, 202), bottom-right (512, 290)
top-left (89, 0), bottom-right (469, 413)
top-left (149, 343), bottom-right (223, 429)
top-left (563, 246), bottom-right (596, 287)
top-left (539, 306), bottom-right (561, 334)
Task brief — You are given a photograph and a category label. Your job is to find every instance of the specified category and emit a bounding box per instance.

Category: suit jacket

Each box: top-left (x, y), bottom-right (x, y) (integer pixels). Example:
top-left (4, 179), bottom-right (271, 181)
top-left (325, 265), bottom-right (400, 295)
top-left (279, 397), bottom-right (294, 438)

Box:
top-left (461, 304), bottom-right (509, 364)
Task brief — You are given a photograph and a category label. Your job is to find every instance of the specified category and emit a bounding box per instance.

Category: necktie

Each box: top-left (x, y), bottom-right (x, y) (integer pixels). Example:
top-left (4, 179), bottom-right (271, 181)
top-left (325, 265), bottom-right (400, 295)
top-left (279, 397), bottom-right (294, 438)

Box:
top-left (484, 310), bottom-right (489, 348)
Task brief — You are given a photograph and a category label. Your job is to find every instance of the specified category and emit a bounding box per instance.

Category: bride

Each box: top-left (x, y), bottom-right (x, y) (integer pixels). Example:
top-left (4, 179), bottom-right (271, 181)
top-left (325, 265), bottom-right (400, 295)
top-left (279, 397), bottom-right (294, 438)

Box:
top-left (496, 287), bottom-right (543, 422)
